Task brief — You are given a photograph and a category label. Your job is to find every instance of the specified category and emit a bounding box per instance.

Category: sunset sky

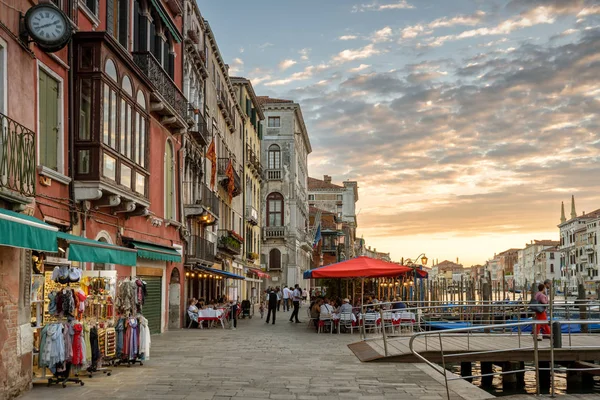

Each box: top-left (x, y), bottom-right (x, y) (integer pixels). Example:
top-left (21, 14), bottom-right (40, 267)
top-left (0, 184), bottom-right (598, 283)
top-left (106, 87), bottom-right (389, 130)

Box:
top-left (199, 0), bottom-right (600, 267)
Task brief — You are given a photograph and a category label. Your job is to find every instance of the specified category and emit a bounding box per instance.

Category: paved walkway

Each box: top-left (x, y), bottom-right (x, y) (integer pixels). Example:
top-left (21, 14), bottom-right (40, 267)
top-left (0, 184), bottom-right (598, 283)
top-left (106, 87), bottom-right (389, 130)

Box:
top-left (20, 306), bottom-right (493, 400)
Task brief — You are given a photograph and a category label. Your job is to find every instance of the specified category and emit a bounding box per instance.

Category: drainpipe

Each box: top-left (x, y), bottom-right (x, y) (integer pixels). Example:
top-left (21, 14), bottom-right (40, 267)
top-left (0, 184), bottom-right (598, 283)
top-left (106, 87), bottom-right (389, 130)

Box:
top-left (67, 0), bottom-right (76, 234)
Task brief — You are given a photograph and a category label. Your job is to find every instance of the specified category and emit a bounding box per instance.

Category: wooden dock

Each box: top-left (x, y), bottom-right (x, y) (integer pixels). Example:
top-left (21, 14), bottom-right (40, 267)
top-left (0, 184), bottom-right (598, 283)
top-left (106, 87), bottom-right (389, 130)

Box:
top-left (348, 334), bottom-right (600, 363)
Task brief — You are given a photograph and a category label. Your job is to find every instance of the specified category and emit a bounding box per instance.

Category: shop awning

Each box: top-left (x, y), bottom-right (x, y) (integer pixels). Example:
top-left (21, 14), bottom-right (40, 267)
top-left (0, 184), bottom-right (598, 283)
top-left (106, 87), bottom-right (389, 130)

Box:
top-left (130, 240), bottom-right (181, 263)
top-left (195, 265), bottom-right (245, 280)
top-left (149, 0), bottom-right (183, 42)
top-left (0, 208), bottom-right (58, 252)
top-left (247, 267), bottom-right (270, 279)
top-left (57, 232), bottom-right (137, 266)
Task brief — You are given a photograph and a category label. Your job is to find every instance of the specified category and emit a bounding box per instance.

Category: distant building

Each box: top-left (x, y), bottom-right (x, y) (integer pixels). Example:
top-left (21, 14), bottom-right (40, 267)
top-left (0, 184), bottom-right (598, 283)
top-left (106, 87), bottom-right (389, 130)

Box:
top-left (309, 206), bottom-right (344, 269)
top-left (308, 175), bottom-right (358, 260)
top-left (259, 96), bottom-right (312, 288)
top-left (432, 260), bottom-right (464, 284)
top-left (534, 246), bottom-right (561, 283)
top-left (354, 238), bottom-right (391, 261)
top-left (516, 240), bottom-right (560, 287)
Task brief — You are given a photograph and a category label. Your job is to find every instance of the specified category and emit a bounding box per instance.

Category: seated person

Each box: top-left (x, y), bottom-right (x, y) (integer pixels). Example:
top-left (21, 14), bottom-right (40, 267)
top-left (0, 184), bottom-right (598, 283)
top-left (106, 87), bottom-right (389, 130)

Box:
top-left (320, 298), bottom-right (334, 320)
top-left (391, 298), bottom-right (407, 310)
top-left (188, 298), bottom-right (200, 324)
top-left (339, 298), bottom-right (353, 314)
top-left (311, 299), bottom-right (323, 329)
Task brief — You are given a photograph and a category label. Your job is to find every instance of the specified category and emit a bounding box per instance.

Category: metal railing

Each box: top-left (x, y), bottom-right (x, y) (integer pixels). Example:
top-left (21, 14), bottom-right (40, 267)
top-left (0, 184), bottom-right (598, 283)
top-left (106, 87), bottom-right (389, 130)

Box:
top-left (200, 184), bottom-right (219, 217)
top-left (408, 319), bottom-right (600, 400)
top-left (132, 52), bottom-right (187, 121)
top-left (0, 112), bottom-right (36, 197)
top-left (217, 229), bottom-right (242, 254)
top-left (246, 205), bottom-right (258, 224)
top-left (189, 113), bottom-right (210, 146)
top-left (217, 89), bottom-right (235, 130)
top-left (186, 235), bottom-right (215, 264)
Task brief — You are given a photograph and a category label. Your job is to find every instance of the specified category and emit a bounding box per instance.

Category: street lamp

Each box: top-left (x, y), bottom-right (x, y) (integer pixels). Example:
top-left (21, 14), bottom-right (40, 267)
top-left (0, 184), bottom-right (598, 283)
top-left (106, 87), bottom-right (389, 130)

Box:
top-left (403, 254), bottom-right (428, 301)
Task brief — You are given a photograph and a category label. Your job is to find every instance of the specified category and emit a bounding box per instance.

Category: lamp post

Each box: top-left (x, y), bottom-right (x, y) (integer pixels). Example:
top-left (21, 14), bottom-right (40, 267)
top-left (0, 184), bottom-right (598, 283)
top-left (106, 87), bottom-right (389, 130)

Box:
top-left (404, 254), bottom-right (428, 302)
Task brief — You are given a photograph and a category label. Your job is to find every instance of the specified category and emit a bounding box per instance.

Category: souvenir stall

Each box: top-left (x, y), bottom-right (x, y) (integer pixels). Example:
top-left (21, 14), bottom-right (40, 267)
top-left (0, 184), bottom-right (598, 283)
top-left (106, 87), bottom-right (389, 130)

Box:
top-left (30, 232), bottom-right (148, 387)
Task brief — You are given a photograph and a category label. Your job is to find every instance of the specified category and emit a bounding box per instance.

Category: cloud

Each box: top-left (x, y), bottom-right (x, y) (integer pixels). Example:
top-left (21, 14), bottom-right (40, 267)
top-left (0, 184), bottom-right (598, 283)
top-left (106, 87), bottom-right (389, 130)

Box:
top-left (371, 26), bottom-right (393, 43)
top-left (332, 44), bottom-right (381, 64)
top-left (228, 57), bottom-right (244, 75)
top-left (278, 59), bottom-right (297, 71)
top-left (258, 42), bottom-right (274, 50)
top-left (352, 0), bottom-right (414, 12)
top-left (339, 35), bottom-right (358, 41)
top-left (299, 48), bottom-right (311, 61)
top-left (428, 10), bottom-right (486, 29)
top-left (265, 64), bottom-right (330, 86)
top-left (577, 5), bottom-right (600, 18)
top-left (348, 64), bottom-right (371, 73)
top-left (239, 47), bottom-right (245, 53)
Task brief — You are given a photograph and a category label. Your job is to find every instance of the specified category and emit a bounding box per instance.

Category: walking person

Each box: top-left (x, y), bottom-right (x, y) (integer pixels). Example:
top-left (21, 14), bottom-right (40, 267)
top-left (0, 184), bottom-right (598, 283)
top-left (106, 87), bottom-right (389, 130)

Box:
top-left (266, 288), bottom-right (278, 325)
top-left (289, 284), bottom-right (302, 323)
top-left (283, 286), bottom-right (291, 312)
top-left (276, 287), bottom-right (282, 311)
top-left (532, 283), bottom-right (550, 340)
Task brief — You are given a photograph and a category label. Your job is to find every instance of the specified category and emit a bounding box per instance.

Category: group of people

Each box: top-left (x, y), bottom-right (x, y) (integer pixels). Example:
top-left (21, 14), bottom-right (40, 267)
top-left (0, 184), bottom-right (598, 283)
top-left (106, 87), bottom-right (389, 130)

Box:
top-left (187, 297), bottom-right (240, 329)
top-left (260, 284), bottom-right (304, 324)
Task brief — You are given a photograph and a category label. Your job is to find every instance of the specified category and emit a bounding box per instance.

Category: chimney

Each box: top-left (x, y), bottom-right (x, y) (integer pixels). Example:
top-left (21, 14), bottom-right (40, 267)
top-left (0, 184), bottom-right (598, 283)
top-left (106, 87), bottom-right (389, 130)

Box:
top-left (324, 175), bottom-right (332, 183)
top-left (373, 248), bottom-right (376, 252)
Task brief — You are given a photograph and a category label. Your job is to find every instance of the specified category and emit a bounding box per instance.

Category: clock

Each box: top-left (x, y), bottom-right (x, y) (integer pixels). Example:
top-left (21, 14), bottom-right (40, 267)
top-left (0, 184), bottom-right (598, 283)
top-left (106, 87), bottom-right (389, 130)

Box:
top-left (23, 4), bottom-right (72, 53)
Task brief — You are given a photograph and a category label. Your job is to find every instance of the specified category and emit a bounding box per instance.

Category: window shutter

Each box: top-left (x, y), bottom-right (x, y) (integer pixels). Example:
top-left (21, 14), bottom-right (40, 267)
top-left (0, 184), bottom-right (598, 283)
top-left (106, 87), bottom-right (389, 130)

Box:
top-left (118, 0), bottom-right (129, 48)
top-left (133, 1), bottom-right (140, 51)
top-left (149, 23), bottom-right (157, 58)
top-left (251, 108), bottom-right (256, 126)
top-left (106, 0), bottom-right (114, 35)
top-left (168, 53), bottom-right (175, 80)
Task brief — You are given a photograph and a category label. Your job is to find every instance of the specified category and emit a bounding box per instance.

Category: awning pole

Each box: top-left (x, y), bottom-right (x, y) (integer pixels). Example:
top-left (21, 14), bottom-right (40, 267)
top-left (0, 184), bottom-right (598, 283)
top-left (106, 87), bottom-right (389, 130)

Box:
top-left (361, 277), bottom-right (365, 340)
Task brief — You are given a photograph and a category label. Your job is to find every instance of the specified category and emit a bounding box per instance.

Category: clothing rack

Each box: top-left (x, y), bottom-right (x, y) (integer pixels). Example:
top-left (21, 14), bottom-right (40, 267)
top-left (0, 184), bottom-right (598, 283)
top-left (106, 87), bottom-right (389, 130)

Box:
top-left (46, 362), bottom-right (84, 388)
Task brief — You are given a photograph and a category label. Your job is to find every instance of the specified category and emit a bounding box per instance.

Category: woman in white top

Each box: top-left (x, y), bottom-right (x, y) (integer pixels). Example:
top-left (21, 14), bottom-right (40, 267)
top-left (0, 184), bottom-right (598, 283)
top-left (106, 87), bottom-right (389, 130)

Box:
top-left (319, 299), bottom-right (334, 320)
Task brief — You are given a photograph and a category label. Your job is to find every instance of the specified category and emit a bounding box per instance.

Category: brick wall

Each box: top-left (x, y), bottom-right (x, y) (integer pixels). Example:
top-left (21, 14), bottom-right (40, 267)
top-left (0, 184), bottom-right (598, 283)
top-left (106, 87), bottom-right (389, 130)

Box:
top-left (0, 245), bottom-right (32, 400)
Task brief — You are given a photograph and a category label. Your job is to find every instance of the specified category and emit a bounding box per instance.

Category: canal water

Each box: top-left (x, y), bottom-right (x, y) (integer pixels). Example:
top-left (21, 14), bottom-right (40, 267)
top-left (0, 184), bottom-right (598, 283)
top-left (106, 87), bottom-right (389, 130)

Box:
top-left (449, 363), bottom-right (600, 396)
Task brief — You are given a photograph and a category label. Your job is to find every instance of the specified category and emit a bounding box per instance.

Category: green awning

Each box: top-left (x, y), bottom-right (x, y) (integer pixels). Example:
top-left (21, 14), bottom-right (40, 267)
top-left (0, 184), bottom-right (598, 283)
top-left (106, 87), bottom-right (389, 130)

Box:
top-left (150, 0), bottom-right (182, 43)
top-left (0, 208), bottom-right (58, 252)
top-left (131, 240), bottom-right (181, 263)
top-left (57, 232), bottom-right (137, 266)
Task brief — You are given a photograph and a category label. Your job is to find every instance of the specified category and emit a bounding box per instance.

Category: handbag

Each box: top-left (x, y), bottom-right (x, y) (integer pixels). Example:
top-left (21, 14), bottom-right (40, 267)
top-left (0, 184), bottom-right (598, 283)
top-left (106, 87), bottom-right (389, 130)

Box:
top-left (528, 298), bottom-right (545, 313)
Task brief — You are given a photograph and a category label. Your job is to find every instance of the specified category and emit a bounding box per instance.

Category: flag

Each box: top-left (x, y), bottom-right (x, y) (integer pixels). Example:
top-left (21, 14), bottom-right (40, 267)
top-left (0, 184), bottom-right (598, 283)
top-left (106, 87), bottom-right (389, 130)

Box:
top-left (225, 160), bottom-right (235, 202)
top-left (206, 139), bottom-right (217, 189)
top-left (313, 223), bottom-right (321, 248)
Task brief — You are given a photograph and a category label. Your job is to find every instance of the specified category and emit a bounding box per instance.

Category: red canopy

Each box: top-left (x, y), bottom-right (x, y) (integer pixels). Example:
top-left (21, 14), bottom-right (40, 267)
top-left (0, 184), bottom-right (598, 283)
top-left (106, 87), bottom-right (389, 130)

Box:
top-left (305, 256), bottom-right (419, 279)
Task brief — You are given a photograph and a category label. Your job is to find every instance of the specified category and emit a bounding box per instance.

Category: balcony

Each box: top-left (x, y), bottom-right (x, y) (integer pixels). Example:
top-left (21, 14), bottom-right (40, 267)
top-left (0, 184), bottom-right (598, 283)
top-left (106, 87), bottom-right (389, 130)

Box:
top-left (183, 33), bottom-right (208, 78)
top-left (263, 226), bottom-right (287, 239)
top-left (184, 184), bottom-right (219, 222)
top-left (132, 52), bottom-right (187, 127)
top-left (217, 229), bottom-right (243, 255)
top-left (0, 112), bottom-right (36, 202)
top-left (217, 158), bottom-right (242, 197)
top-left (186, 235), bottom-right (215, 265)
top-left (585, 244), bottom-right (595, 253)
top-left (165, 0), bottom-right (182, 17)
top-left (217, 89), bottom-right (235, 133)
top-left (265, 169), bottom-right (282, 181)
top-left (246, 205), bottom-right (258, 225)
top-left (189, 113), bottom-right (210, 147)
top-left (246, 144), bottom-right (262, 176)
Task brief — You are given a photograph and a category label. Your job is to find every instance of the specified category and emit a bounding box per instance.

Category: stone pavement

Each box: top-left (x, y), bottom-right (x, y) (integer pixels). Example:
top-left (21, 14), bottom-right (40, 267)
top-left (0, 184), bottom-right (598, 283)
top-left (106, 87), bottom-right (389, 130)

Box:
top-left (19, 306), bottom-right (493, 400)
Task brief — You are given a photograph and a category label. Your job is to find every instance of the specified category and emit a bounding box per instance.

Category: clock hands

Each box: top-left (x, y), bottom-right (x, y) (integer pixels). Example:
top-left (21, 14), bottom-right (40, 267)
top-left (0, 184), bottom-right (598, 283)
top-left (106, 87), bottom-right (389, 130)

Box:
top-left (37, 20), bottom-right (61, 30)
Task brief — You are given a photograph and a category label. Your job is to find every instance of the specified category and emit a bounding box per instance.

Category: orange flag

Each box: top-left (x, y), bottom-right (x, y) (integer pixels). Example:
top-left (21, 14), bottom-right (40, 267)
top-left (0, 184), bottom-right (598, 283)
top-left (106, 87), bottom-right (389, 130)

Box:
top-left (225, 160), bottom-right (235, 202)
top-left (206, 139), bottom-right (217, 189)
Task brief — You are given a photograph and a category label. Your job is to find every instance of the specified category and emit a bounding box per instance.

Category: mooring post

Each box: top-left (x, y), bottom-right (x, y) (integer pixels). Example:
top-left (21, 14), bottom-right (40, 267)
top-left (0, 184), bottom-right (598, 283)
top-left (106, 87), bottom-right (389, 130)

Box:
top-left (481, 362), bottom-right (494, 387)
top-left (516, 361), bottom-right (526, 389)
top-left (460, 362), bottom-right (473, 383)
top-left (502, 362), bottom-right (517, 391)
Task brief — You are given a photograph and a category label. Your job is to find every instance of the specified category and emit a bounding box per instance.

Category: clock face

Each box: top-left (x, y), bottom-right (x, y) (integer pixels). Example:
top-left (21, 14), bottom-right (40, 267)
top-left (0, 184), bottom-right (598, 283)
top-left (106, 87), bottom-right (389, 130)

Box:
top-left (25, 4), bottom-right (71, 52)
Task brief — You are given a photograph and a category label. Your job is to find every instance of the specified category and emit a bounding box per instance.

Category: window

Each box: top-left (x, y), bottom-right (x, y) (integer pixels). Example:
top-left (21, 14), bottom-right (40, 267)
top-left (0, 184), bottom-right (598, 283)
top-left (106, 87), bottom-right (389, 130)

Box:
top-left (0, 38), bottom-right (6, 115)
top-left (79, 79), bottom-right (92, 140)
top-left (164, 140), bottom-right (175, 220)
top-left (550, 253), bottom-right (555, 260)
top-left (268, 144), bottom-right (280, 169)
top-left (550, 264), bottom-right (554, 273)
top-left (38, 67), bottom-right (61, 171)
top-left (267, 192), bottom-right (283, 226)
top-left (269, 248), bottom-right (281, 270)
top-left (337, 194), bottom-right (343, 201)
top-left (308, 194), bottom-right (315, 200)
top-left (84, 0), bottom-right (97, 15)
top-left (109, 0), bottom-right (129, 48)
top-left (268, 116), bottom-right (280, 128)
top-left (105, 59), bottom-right (118, 81)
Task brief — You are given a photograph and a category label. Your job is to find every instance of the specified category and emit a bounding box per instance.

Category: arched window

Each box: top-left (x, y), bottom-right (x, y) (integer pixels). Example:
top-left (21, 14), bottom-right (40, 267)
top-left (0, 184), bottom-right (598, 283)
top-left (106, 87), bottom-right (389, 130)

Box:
top-left (267, 192), bottom-right (283, 226)
top-left (122, 75), bottom-right (133, 97)
top-left (136, 90), bottom-right (146, 110)
top-left (105, 59), bottom-right (118, 82)
top-left (268, 144), bottom-right (280, 169)
top-left (269, 248), bottom-right (281, 270)
top-left (164, 140), bottom-right (175, 220)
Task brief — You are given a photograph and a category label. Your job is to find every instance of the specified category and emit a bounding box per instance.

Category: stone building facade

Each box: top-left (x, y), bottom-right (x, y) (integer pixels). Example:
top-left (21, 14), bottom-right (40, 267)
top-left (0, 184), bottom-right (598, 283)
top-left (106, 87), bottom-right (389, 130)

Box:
top-left (258, 97), bottom-right (312, 288)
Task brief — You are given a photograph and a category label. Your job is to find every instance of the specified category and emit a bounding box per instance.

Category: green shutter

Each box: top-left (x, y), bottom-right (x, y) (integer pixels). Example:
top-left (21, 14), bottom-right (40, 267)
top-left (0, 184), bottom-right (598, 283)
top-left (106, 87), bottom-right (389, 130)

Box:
top-left (165, 143), bottom-right (174, 220)
top-left (140, 276), bottom-right (162, 334)
top-left (39, 70), bottom-right (59, 171)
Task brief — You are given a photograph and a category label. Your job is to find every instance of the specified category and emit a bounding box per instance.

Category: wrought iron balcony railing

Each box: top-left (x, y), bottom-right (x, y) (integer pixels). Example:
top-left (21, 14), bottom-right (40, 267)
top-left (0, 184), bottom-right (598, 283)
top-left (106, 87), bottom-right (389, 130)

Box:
top-left (0, 112), bottom-right (36, 197)
top-left (189, 113), bottom-right (210, 147)
top-left (217, 158), bottom-right (242, 197)
top-left (132, 51), bottom-right (187, 122)
top-left (200, 184), bottom-right (219, 217)
top-left (217, 229), bottom-right (243, 255)
top-left (186, 235), bottom-right (215, 264)
top-left (217, 89), bottom-right (235, 132)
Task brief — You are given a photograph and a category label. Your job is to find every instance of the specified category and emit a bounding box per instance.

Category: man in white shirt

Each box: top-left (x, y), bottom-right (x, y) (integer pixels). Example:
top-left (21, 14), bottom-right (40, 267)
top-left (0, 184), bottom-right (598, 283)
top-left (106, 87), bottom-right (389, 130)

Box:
top-left (282, 286), bottom-right (291, 312)
top-left (320, 299), bottom-right (334, 319)
top-left (289, 284), bottom-right (302, 323)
